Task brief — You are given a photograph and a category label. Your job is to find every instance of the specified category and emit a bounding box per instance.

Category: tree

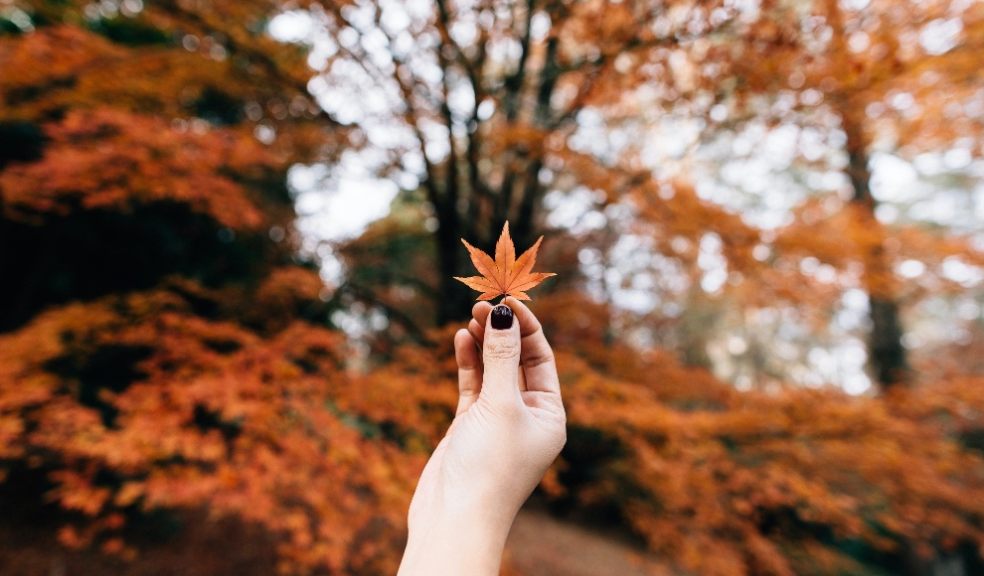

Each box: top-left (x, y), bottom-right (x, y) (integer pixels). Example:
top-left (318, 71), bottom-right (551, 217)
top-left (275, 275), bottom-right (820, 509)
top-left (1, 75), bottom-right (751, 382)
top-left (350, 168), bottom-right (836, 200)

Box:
top-left (0, 0), bottom-right (344, 330)
top-left (0, 2), bottom-right (418, 573)
top-left (676, 0), bottom-right (984, 389)
top-left (307, 0), bottom-right (744, 323)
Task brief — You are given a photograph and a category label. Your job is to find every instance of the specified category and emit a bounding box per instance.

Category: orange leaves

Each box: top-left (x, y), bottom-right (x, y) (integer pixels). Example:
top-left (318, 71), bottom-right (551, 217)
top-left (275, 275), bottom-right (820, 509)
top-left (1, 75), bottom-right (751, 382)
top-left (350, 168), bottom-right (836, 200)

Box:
top-left (0, 109), bottom-right (272, 230)
top-left (0, 8), bottom-right (402, 576)
top-left (557, 354), bottom-right (984, 575)
top-left (0, 287), bottom-right (415, 574)
top-left (454, 221), bottom-right (556, 301)
top-left (308, 292), bottom-right (977, 575)
top-left (0, 25), bottom-right (124, 106)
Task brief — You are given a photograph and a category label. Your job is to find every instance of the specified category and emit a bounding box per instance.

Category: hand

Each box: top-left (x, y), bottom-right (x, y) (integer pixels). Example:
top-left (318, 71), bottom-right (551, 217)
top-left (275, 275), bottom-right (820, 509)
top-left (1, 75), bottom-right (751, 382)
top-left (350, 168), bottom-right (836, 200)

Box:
top-left (398, 297), bottom-right (566, 576)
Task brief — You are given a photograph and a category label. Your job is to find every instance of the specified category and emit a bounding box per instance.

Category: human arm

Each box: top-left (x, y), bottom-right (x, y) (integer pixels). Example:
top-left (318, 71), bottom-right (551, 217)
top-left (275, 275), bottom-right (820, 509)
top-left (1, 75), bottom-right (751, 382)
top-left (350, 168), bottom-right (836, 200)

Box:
top-left (397, 298), bottom-right (567, 575)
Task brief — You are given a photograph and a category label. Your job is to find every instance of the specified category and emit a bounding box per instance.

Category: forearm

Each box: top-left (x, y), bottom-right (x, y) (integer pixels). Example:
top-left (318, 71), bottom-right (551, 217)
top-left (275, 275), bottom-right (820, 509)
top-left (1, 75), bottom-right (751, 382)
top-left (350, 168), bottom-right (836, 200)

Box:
top-left (397, 505), bottom-right (515, 576)
top-left (399, 299), bottom-right (564, 575)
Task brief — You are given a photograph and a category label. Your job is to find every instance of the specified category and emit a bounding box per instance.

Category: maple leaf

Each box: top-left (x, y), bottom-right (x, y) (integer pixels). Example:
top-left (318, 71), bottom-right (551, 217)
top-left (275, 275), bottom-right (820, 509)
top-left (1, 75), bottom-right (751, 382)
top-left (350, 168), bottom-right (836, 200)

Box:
top-left (454, 222), bottom-right (556, 301)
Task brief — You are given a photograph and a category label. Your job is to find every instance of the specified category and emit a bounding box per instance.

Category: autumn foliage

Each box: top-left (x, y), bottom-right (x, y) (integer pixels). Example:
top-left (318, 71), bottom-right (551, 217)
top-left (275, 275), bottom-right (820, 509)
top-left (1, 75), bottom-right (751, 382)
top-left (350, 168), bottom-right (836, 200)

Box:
top-left (2, 1), bottom-right (984, 575)
top-left (0, 288), bottom-right (418, 573)
top-left (0, 2), bottom-right (415, 574)
top-left (455, 222), bottom-right (556, 301)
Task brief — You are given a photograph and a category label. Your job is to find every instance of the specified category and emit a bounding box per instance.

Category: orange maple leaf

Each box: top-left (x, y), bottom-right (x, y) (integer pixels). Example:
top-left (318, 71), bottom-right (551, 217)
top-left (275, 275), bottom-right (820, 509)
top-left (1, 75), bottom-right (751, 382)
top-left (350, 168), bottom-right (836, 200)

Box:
top-left (454, 221), bottom-right (556, 301)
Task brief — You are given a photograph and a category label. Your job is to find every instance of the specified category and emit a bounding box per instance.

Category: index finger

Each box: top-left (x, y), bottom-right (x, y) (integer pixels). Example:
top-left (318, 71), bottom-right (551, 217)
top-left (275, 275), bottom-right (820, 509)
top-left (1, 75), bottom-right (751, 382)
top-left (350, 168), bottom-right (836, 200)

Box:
top-left (502, 297), bottom-right (560, 395)
top-left (468, 301), bottom-right (494, 345)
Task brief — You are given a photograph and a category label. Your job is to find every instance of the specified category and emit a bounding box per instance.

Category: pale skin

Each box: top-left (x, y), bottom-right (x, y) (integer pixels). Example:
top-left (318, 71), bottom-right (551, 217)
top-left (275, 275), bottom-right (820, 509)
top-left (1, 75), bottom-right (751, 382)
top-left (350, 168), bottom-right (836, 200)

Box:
top-left (398, 297), bottom-right (567, 576)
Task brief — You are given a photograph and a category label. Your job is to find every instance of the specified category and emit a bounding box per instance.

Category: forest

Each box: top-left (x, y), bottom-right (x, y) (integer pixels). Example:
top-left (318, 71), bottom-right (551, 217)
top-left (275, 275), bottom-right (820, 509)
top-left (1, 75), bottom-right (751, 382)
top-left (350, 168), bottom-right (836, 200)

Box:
top-left (1, 0), bottom-right (982, 574)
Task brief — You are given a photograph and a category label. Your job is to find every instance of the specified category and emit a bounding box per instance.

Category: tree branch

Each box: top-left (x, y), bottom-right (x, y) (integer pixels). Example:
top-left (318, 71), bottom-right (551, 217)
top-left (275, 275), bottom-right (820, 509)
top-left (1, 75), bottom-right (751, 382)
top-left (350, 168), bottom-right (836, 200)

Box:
top-left (337, 281), bottom-right (434, 346)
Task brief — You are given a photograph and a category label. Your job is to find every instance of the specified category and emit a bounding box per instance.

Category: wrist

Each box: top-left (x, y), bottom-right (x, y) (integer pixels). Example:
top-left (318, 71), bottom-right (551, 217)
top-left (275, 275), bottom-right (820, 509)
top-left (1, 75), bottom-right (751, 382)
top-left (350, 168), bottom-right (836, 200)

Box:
top-left (399, 500), bottom-right (516, 576)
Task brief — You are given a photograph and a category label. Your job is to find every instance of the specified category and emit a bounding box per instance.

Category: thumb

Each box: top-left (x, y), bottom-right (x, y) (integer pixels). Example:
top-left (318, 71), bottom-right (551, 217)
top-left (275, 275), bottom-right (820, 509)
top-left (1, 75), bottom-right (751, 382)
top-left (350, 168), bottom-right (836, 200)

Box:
top-left (481, 304), bottom-right (522, 405)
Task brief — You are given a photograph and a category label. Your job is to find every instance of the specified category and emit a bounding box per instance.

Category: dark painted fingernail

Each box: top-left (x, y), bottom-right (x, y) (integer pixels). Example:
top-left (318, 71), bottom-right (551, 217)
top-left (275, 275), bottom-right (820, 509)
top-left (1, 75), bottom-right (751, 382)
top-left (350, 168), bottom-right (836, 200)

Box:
top-left (490, 305), bottom-right (513, 330)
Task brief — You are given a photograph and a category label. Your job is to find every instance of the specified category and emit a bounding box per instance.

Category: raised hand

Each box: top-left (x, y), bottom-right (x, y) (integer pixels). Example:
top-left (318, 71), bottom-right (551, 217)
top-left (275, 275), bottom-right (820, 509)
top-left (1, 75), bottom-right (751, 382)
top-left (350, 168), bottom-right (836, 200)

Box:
top-left (398, 297), bottom-right (566, 576)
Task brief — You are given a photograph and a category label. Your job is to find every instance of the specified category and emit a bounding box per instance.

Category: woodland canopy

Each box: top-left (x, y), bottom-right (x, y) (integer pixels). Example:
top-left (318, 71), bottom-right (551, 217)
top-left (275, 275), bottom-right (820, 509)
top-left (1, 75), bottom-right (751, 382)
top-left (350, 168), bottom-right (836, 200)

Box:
top-left (1, 0), bottom-right (982, 575)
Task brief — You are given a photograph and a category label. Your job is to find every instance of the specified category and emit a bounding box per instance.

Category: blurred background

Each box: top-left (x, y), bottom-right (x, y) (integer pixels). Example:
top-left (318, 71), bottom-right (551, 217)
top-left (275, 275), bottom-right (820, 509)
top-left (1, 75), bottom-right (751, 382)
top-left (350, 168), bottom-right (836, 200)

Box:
top-left (1, 0), bottom-right (983, 574)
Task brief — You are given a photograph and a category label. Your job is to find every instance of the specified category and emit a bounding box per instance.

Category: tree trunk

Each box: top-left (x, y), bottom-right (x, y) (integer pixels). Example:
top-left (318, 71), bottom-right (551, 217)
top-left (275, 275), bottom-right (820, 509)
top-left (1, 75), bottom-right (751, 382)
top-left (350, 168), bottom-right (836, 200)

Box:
top-left (434, 194), bottom-right (476, 325)
top-left (431, 1), bottom-right (556, 325)
top-left (433, 184), bottom-right (546, 324)
top-left (436, 259), bottom-right (476, 325)
top-left (842, 113), bottom-right (911, 389)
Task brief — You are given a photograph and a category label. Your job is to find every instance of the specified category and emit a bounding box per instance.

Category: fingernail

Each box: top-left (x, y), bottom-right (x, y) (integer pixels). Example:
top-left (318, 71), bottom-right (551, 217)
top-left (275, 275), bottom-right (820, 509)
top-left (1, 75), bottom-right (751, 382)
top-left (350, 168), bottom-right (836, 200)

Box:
top-left (490, 305), bottom-right (513, 330)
